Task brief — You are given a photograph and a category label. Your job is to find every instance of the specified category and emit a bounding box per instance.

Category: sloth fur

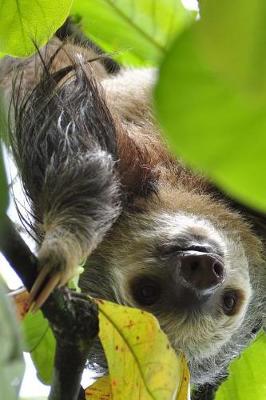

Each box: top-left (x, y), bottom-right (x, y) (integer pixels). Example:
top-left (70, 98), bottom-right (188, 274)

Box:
top-left (0, 22), bottom-right (265, 399)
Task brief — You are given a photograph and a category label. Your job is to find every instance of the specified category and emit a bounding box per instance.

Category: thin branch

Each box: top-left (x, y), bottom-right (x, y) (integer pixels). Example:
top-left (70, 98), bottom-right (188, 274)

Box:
top-left (0, 214), bottom-right (37, 289)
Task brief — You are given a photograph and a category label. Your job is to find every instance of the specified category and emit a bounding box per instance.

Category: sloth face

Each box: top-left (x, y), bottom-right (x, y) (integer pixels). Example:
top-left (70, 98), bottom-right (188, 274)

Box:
top-left (110, 212), bottom-right (252, 356)
top-left (82, 188), bottom-right (264, 384)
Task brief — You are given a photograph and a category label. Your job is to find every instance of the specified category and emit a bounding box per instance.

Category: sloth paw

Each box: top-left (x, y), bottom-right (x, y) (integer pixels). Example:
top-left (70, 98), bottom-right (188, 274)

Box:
top-left (28, 238), bottom-right (80, 312)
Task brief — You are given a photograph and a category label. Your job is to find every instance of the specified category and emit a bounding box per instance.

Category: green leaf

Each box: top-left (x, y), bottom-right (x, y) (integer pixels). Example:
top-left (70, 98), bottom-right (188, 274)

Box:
top-left (155, 24), bottom-right (266, 211)
top-left (0, 0), bottom-right (73, 57)
top-left (199, 0), bottom-right (266, 95)
top-left (71, 0), bottom-right (195, 66)
top-left (216, 332), bottom-right (266, 400)
top-left (22, 311), bottom-right (55, 384)
top-left (0, 281), bottom-right (24, 399)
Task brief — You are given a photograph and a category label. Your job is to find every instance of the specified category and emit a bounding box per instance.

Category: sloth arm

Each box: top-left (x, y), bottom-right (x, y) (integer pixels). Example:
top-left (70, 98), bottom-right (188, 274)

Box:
top-left (0, 40), bottom-right (122, 309)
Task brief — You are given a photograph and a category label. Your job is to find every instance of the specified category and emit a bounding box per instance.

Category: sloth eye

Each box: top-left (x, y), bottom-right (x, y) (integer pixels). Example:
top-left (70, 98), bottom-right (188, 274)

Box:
top-left (158, 244), bottom-right (211, 258)
top-left (185, 245), bottom-right (209, 253)
top-left (222, 290), bottom-right (238, 315)
top-left (131, 277), bottom-right (161, 306)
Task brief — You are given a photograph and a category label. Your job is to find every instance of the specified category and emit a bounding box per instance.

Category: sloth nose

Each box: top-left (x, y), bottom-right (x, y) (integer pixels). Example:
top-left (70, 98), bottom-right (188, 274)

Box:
top-left (179, 254), bottom-right (225, 293)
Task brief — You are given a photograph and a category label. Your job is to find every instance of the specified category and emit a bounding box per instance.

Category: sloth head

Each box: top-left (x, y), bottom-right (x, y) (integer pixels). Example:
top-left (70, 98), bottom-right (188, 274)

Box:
top-left (81, 185), bottom-right (266, 384)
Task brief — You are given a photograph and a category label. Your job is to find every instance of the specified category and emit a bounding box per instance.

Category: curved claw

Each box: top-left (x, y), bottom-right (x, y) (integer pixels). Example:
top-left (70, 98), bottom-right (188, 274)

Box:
top-left (28, 243), bottom-right (79, 312)
top-left (30, 272), bottom-right (61, 313)
top-left (28, 265), bottom-right (53, 306)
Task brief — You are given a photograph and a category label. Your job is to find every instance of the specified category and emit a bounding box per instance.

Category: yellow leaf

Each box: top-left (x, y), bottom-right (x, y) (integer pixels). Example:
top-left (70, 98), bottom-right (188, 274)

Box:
top-left (96, 299), bottom-right (190, 400)
top-left (85, 376), bottom-right (112, 400)
top-left (176, 357), bottom-right (190, 400)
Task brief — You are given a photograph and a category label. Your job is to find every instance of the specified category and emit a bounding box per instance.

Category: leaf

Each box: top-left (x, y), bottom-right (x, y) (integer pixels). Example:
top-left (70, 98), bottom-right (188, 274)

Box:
top-left (0, 280), bottom-right (25, 399)
top-left (199, 0), bottom-right (266, 95)
top-left (0, 0), bottom-right (73, 57)
top-left (71, 0), bottom-right (195, 66)
top-left (22, 310), bottom-right (55, 384)
top-left (85, 376), bottom-right (112, 400)
top-left (0, 99), bottom-right (8, 216)
top-left (28, 322), bottom-right (55, 385)
top-left (10, 288), bottom-right (30, 320)
top-left (216, 332), bottom-right (266, 400)
top-left (12, 290), bottom-right (56, 384)
top-left (155, 24), bottom-right (266, 211)
top-left (0, 145), bottom-right (8, 216)
top-left (176, 361), bottom-right (190, 400)
top-left (14, 291), bottom-right (190, 397)
top-left (97, 299), bottom-right (190, 400)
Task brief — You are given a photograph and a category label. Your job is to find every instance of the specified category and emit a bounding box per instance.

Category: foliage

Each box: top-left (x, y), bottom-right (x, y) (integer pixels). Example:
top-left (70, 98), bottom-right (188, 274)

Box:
top-left (86, 376), bottom-right (112, 400)
top-left (155, 0), bottom-right (266, 211)
top-left (11, 288), bottom-right (56, 384)
top-left (70, 0), bottom-right (194, 65)
top-left (13, 291), bottom-right (190, 399)
top-left (21, 311), bottom-right (56, 385)
top-left (96, 299), bottom-right (190, 400)
top-left (199, 0), bottom-right (266, 95)
top-left (15, 287), bottom-right (266, 400)
top-left (0, 0), bottom-right (73, 57)
top-left (0, 282), bottom-right (24, 400)
top-left (0, 102), bottom-right (8, 218)
top-left (216, 332), bottom-right (266, 400)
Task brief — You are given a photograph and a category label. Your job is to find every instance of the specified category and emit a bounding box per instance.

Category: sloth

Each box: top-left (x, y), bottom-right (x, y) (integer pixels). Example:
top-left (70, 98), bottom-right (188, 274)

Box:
top-left (0, 20), bottom-right (265, 399)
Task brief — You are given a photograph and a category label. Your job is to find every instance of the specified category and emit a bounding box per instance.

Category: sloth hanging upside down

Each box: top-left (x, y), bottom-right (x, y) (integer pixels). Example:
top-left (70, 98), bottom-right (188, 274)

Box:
top-left (0, 19), bottom-right (265, 399)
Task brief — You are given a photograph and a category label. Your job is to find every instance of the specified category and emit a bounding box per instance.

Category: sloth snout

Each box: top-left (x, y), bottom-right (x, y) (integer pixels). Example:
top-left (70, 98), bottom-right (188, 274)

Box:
top-left (179, 253), bottom-right (225, 293)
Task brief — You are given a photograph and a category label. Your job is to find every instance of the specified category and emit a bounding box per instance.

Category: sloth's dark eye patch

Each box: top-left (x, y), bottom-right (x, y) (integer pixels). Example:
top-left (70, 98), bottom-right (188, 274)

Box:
top-left (185, 245), bottom-right (209, 253)
top-left (157, 242), bottom-right (220, 259)
top-left (222, 289), bottom-right (242, 316)
top-left (130, 276), bottom-right (162, 306)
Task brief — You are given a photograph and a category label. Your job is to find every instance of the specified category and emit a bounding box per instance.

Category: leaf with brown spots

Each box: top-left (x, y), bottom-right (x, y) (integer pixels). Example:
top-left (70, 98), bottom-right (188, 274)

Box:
top-left (9, 288), bottom-right (30, 320)
top-left (176, 355), bottom-right (190, 400)
top-left (96, 299), bottom-right (190, 400)
top-left (85, 376), bottom-right (112, 400)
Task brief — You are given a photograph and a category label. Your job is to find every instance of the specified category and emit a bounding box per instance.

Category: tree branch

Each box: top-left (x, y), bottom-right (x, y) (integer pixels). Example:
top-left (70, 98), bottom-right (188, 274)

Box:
top-left (0, 214), bottom-right (99, 400)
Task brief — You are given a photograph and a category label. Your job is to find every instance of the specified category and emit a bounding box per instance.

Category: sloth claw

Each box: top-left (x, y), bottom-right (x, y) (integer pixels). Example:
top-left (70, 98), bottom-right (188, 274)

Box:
top-left (30, 272), bottom-right (61, 313)
top-left (28, 263), bottom-right (73, 312)
top-left (28, 264), bottom-right (76, 311)
top-left (28, 238), bottom-right (80, 311)
top-left (28, 265), bottom-right (52, 307)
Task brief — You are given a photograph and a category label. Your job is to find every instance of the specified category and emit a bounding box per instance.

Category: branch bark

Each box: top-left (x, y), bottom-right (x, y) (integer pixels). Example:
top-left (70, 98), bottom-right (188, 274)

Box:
top-left (0, 214), bottom-right (99, 400)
